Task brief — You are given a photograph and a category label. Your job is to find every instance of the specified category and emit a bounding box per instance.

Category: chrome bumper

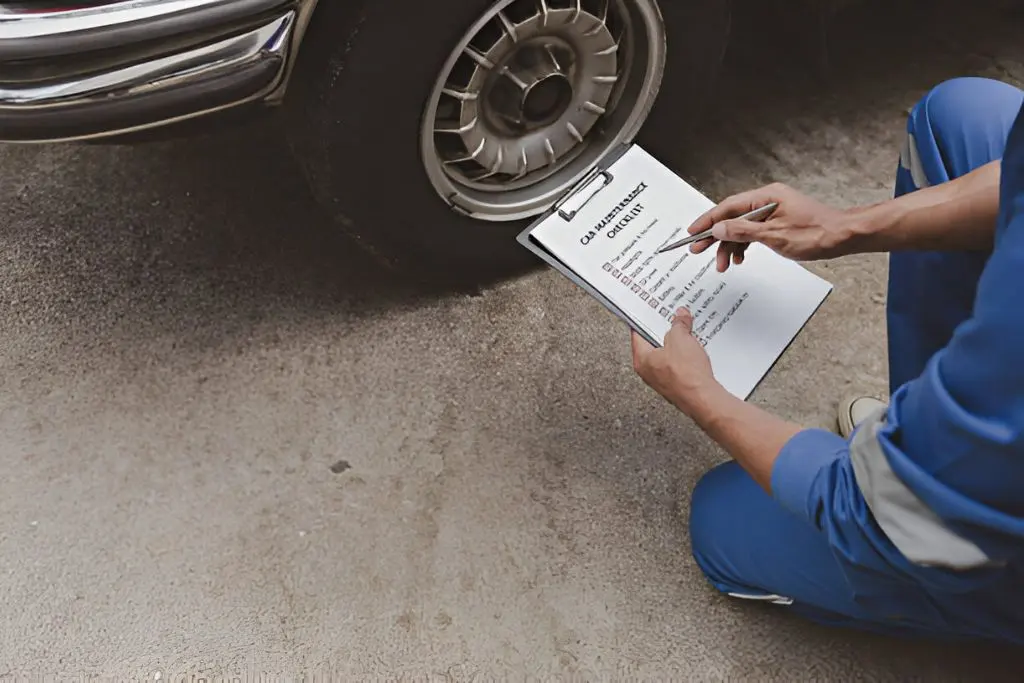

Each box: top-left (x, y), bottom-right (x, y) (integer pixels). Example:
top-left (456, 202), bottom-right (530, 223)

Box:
top-left (0, 0), bottom-right (320, 142)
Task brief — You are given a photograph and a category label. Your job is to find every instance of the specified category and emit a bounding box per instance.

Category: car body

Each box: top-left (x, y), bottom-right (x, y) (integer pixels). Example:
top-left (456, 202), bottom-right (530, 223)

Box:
top-left (0, 0), bottom-right (319, 142)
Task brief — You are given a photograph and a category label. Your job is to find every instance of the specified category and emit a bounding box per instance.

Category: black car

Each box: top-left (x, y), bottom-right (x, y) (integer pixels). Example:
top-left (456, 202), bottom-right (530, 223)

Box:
top-left (0, 0), bottom-right (845, 272)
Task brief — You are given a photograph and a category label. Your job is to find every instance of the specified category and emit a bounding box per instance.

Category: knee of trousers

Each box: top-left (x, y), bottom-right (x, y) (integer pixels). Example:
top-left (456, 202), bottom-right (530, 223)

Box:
top-left (688, 463), bottom-right (795, 604)
top-left (688, 462), bottom-right (741, 582)
top-left (901, 77), bottom-right (1023, 188)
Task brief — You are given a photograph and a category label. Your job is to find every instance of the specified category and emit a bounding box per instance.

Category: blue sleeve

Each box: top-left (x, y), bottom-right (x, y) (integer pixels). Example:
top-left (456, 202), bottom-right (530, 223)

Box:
top-left (770, 428), bottom-right (852, 530)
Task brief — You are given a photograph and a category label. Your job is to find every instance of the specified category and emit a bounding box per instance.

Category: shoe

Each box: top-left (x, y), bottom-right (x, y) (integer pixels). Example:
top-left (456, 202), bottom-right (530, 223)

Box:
top-left (838, 395), bottom-right (887, 439)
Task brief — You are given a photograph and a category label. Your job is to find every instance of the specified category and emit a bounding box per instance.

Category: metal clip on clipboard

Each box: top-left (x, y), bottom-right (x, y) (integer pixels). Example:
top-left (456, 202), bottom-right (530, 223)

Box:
top-left (549, 142), bottom-right (633, 222)
top-left (552, 167), bottom-right (614, 222)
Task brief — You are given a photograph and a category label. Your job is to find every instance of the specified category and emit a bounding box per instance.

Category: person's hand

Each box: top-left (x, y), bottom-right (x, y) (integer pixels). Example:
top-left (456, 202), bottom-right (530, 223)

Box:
top-left (687, 182), bottom-right (852, 272)
top-left (631, 307), bottom-right (721, 414)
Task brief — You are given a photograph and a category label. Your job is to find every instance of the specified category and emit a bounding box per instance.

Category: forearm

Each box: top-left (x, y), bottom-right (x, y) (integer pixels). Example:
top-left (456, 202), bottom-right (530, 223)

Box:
top-left (678, 386), bottom-right (804, 493)
top-left (844, 160), bottom-right (1002, 253)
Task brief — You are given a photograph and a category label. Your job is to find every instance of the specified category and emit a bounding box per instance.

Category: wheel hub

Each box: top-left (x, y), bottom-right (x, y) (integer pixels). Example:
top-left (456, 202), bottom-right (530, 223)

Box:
top-left (522, 72), bottom-right (573, 123)
top-left (488, 43), bottom-right (575, 131)
top-left (438, 3), bottom-right (619, 185)
top-left (421, 0), bottom-right (666, 221)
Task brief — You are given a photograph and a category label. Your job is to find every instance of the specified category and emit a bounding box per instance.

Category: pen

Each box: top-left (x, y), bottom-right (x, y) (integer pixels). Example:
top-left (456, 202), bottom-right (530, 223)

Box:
top-left (655, 202), bottom-right (779, 254)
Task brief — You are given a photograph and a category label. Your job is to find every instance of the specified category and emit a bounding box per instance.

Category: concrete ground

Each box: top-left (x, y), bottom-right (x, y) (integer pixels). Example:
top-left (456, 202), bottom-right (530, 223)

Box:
top-left (2, 0), bottom-right (1023, 679)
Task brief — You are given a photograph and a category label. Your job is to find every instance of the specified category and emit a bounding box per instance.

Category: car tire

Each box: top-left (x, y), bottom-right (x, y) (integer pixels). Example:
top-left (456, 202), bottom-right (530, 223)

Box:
top-left (284, 0), bottom-right (731, 284)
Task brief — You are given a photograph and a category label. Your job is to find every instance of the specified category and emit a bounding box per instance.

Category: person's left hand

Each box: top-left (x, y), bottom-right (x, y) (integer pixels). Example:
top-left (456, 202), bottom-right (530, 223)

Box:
top-left (631, 307), bottom-right (720, 414)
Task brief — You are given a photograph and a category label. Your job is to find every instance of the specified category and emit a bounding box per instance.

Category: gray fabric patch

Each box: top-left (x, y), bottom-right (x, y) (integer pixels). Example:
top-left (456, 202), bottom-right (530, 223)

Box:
top-left (899, 132), bottom-right (932, 189)
top-left (849, 406), bottom-right (994, 571)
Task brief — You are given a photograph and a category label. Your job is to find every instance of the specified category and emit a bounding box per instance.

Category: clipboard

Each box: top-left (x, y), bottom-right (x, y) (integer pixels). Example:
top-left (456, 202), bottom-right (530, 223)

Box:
top-left (515, 142), bottom-right (834, 400)
top-left (516, 143), bottom-right (661, 348)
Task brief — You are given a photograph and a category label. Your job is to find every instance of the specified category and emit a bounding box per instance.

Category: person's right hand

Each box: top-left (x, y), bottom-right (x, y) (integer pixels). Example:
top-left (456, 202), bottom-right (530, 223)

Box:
top-left (687, 183), bottom-right (852, 272)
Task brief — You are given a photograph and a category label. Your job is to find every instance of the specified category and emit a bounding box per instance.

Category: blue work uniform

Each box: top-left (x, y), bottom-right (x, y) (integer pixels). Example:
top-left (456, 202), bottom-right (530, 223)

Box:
top-left (689, 76), bottom-right (1024, 642)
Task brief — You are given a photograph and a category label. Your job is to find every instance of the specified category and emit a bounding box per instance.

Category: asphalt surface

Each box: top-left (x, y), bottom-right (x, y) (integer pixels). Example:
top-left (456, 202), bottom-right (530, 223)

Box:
top-left (2, 0), bottom-right (1024, 678)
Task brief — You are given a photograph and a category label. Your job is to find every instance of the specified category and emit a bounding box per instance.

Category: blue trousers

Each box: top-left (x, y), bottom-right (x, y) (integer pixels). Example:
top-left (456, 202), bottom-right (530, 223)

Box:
top-left (689, 77), bottom-right (1024, 638)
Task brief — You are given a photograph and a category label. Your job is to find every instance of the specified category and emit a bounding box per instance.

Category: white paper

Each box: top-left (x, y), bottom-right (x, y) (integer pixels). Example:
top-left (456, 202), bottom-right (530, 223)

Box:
top-left (529, 146), bottom-right (832, 399)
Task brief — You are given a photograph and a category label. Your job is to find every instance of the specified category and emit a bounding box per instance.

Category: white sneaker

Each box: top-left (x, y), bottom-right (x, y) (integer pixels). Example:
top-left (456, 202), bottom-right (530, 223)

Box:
top-left (838, 395), bottom-right (887, 439)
